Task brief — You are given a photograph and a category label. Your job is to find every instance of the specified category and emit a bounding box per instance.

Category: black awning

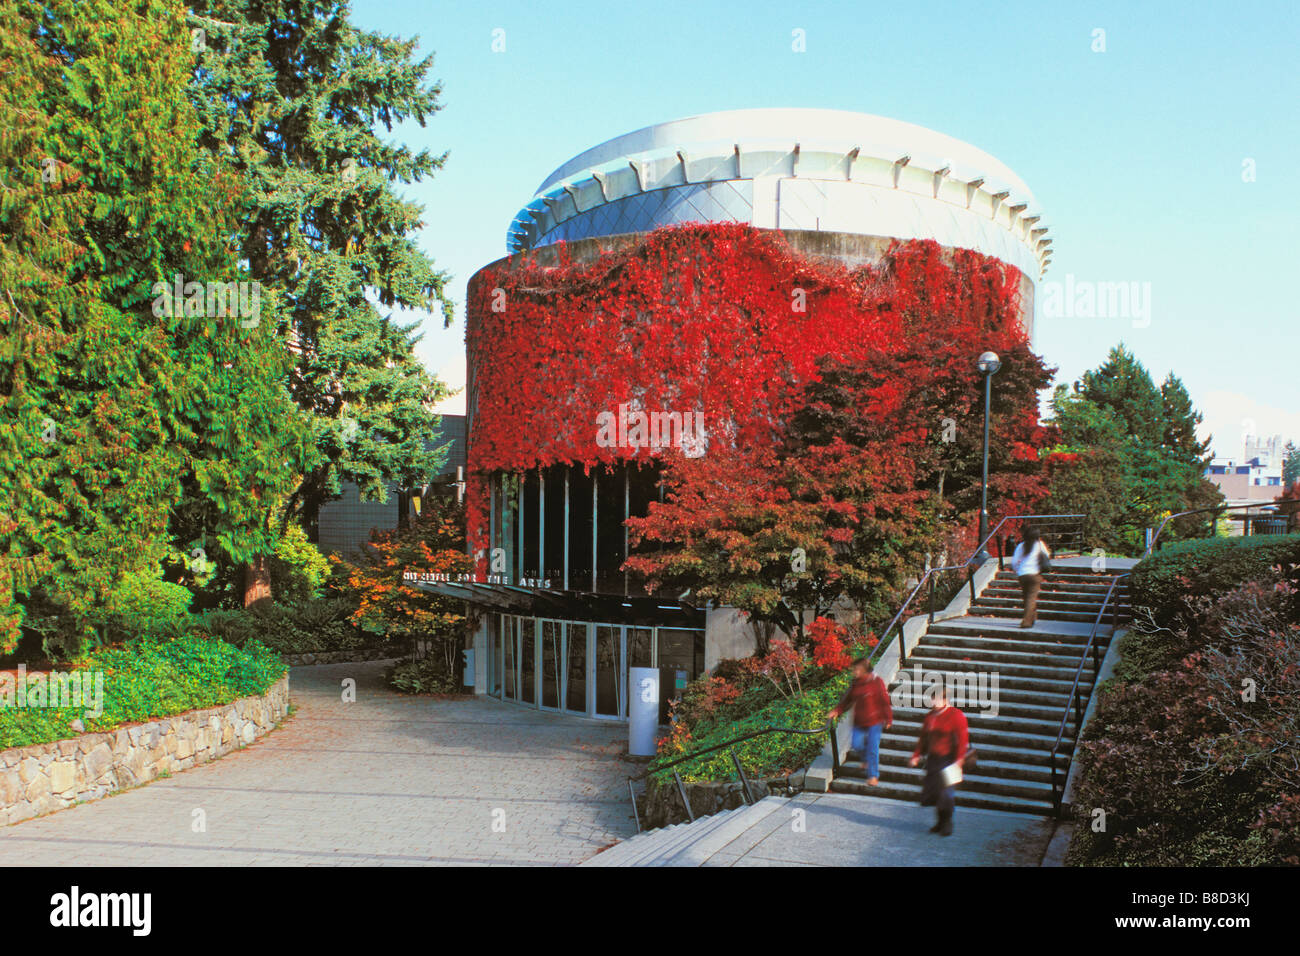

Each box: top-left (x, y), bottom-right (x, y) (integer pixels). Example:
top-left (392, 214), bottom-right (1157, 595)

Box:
top-left (413, 581), bottom-right (705, 628)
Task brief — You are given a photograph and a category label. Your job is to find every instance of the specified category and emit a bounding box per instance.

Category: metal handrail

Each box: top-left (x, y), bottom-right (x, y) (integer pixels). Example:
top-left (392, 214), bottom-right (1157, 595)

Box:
top-left (1145, 500), bottom-right (1294, 558)
top-left (1047, 571), bottom-right (1130, 810)
top-left (626, 721), bottom-right (838, 833)
top-left (876, 513), bottom-right (1087, 664)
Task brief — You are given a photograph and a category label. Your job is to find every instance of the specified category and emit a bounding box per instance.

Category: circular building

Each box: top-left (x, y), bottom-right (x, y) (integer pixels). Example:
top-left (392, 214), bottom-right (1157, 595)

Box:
top-left (454, 108), bottom-right (1051, 720)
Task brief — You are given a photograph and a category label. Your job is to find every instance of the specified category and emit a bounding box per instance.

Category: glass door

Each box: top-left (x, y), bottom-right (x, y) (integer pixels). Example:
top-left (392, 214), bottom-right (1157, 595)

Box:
top-left (520, 617), bottom-right (537, 705)
top-left (502, 615), bottom-right (517, 701)
top-left (565, 623), bottom-right (588, 714)
top-left (594, 625), bottom-right (623, 717)
top-left (541, 620), bottom-right (562, 709)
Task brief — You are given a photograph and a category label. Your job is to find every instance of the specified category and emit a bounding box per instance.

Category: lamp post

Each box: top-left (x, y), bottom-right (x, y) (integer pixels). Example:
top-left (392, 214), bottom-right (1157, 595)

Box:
top-left (976, 351), bottom-right (1002, 560)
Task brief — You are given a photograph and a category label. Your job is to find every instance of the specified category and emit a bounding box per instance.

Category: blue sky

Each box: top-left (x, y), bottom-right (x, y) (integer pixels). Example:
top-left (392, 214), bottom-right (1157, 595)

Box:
top-left (352, 0), bottom-right (1299, 459)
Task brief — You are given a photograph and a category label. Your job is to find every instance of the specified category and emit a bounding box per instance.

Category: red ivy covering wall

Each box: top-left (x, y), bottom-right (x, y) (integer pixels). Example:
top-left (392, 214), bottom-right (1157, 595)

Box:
top-left (465, 223), bottom-right (1039, 554)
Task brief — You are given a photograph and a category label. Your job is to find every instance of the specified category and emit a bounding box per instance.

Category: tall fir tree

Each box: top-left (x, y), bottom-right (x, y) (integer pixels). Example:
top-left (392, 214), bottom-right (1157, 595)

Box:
top-left (1081, 343), bottom-right (1164, 446)
top-left (186, 0), bottom-right (454, 601)
top-left (1, 0), bottom-right (308, 651)
top-left (1283, 441), bottom-right (1300, 489)
top-left (1158, 372), bottom-right (1212, 469)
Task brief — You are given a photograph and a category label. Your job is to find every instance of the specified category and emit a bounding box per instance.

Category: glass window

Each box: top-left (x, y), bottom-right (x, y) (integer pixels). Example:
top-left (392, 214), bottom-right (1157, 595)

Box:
top-left (566, 623), bottom-right (588, 714)
top-left (595, 625), bottom-right (623, 717)
top-left (520, 617), bottom-right (537, 705)
top-left (656, 628), bottom-right (705, 723)
top-left (541, 620), bottom-right (562, 709)
top-left (502, 616), bottom-right (517, 701)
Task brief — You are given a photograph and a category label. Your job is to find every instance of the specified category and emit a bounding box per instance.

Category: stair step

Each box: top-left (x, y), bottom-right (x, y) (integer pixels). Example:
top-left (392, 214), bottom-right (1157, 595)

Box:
top-left (973, 595), bottom-right (1130, 612)
top-left (882, 722), bottom-right (1079, 754)
top-left (890, 705), bottom-right (1068, 737)
top-left (912, 643), bottom-right (1096, 669)
top-left (842, 750), bottom-right (1056, 784)
top-left (920, 633), bottom-right (1103, 655)
top-left (829, 778), bottom-right (1056, 815)
top-left (652, 796), bottom-right (789, 866)
top-left (875, 741), bottom-right (1072, 769)
top-left (968, 607), bottom-right (1124, 624)
top-left (871, 763), bottom-right (1055, 802)
top-left (902, 655), bottom-right (1088, 681)
top-left (602, 807), bottom-right (741, 867)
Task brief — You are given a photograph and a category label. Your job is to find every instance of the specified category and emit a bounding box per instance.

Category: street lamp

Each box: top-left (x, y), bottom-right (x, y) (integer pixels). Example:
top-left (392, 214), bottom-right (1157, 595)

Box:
top-left (976, 351), bottom-right (1002, 560)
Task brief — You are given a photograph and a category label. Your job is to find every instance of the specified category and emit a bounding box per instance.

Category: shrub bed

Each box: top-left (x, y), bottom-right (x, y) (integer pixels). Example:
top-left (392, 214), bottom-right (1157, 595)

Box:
top-left (1129, 533), bottom-right (1300, 624)
top-left (1068, 536), bottom-right (1300, 866)
top-left (648, 619), bottom-right (868, 785)
top-left (201, 597), bottom-right (374, 658)
top-left (0, 637), bottom-right (287, 751)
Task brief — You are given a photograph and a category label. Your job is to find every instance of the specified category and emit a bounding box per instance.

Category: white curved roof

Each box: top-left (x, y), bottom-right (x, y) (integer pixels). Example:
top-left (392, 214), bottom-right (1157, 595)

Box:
top-left (507, 108), bottom-right (1052, 277)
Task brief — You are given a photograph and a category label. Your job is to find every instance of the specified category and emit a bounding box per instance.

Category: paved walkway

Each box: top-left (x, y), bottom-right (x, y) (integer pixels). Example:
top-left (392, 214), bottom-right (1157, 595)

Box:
top-left (0, 662), bottom-right (637, 866)
top-left (698, 792), bottom-right (1056, 866)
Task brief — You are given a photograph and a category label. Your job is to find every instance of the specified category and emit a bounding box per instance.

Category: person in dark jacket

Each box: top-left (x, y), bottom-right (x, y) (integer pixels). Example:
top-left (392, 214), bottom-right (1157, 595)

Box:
top-left (828, 658), bottom-right (892, 785)
top-left (908, 687), bottom-right (969, 836)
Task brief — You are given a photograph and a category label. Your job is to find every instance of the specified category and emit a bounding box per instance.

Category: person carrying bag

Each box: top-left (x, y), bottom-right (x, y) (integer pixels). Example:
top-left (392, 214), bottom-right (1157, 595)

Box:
top-left (1011, 526), bottom-right (1052, 628)
top-left (909, 688), bottom-right (970, 836)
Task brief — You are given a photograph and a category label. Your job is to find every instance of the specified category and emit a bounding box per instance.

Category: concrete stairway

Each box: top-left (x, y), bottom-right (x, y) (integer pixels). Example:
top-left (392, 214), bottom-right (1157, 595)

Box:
top-left (832, 568), bottom-right (1130, 815)
top-left (582, 796), bottom-right (789, 867)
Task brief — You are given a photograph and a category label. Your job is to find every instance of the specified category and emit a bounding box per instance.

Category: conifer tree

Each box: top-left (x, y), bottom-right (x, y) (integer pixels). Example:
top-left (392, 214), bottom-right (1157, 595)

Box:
top-left (1, 0), bottom-right (306, 649)
top-left (1159, 372), bottom-right (1212, 469)
top-left (186, 0), bottom-right (454, 568)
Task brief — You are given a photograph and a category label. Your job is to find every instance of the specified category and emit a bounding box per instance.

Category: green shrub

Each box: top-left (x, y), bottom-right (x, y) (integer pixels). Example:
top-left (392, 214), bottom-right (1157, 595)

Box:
top-left (200, 598), bottom-right (369, 656)
top-left (97, 571), bottom-right (194, 642)
top-left (650, 646), bottom-right (861, 784)
top-left (268, 525), bottom-right (332, 604)
top-left (1130, 533), bottom-right (1300, 627)
top-left (388, 656), bottom-right (461, 695)
top-left (0, 636), bottom-right (287, 750)
top-left (1120, 534), bottom-right (1300, 680)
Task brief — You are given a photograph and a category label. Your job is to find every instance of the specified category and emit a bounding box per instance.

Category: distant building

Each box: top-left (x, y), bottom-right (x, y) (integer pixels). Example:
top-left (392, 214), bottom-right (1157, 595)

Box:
top-left (317, 414), bottom-right (467, 558)
top-left (1205, 433), bottom-right (1284, 499)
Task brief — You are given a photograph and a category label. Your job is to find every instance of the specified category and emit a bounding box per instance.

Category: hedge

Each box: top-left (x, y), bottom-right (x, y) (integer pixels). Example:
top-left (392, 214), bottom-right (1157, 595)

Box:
top-left (1130, 533), bottom-right (1300, 625)
top-left (0, 636), bottom-right (287, 750)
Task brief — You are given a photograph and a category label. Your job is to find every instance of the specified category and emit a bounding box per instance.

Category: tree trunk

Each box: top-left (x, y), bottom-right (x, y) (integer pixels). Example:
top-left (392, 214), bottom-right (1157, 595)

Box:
top-left (243, 554), bottom-right (272, 607)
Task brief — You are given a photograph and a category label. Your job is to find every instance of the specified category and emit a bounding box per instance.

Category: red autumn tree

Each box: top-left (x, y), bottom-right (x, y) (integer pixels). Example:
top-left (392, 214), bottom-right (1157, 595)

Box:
top-left (340, 490), bottom-right (473, 676)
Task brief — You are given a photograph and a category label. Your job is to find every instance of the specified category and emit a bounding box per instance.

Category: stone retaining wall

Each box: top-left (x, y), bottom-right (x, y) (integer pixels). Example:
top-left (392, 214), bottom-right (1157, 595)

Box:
top-left (281, 646), bottom-right (399, 667)
top-left (0, 675), bottom-right (290, 826)
top-left (642, 771), bottom-right (804, 829)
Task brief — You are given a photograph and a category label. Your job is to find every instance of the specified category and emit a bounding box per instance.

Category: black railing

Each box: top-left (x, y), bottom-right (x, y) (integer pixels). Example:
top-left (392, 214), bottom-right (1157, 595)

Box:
top-left (1147, 501), bottom-right (1296, 555)
top-left (626, 721), bottom-right (837, 833)
top-left (878, 513), bottom-right (1087, 664)
top-left (1047, 572), bottom-right (1130, 811)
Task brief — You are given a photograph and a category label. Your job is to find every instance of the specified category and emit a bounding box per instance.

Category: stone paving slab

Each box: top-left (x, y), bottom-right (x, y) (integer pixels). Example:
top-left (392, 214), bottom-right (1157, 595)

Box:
top-left (0, 662), bottom-right (638, 866)
top-left (702, 792), bottom-right (1055, 867)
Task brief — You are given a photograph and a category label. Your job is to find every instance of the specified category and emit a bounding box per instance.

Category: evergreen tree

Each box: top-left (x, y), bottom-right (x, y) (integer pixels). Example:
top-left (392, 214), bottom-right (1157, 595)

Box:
top-left (1041, 385), bottom-right (1134, 549)
top-left (1080, 343), bottom-right (1164, 445)
top-left (1283, 441), bottom-right (1300, 488)
top-left (1159, 372), bottom-right (1212, 468)
top-left (187, 0), bottom-right (454, 572)
top-left (1, 0), bottom-right (307, 650)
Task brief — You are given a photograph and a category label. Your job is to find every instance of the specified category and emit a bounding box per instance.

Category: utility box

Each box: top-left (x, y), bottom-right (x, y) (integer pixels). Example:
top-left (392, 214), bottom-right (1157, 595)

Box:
top-left (628, 666), bottom-right (659, 757)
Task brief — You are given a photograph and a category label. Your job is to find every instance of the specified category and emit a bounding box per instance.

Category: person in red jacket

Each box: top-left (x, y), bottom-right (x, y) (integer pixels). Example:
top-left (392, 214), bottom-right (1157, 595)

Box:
top-left (827, 658), bottom-right (892, 785)
top-left (908, 687), bottom-right (969, 836)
